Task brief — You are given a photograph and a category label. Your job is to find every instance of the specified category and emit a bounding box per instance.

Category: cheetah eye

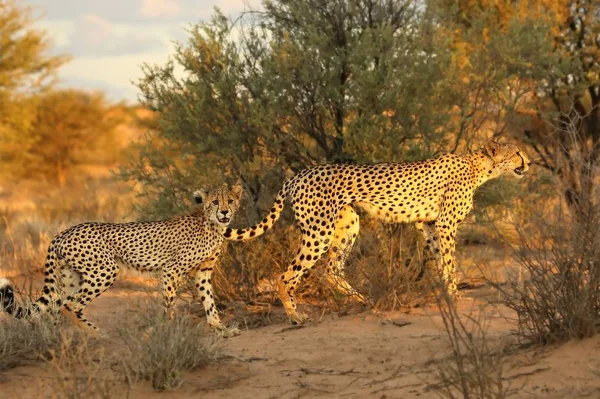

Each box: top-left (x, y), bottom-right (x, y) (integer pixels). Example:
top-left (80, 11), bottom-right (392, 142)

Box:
top-left (228, 199), bottom-right (234, 204)
top-left (211, 200), bottom-right (219, 206)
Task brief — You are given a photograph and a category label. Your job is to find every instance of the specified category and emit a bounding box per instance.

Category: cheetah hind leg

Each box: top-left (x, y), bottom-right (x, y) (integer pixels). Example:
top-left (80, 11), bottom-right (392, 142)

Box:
top-left (61, 267), bottom-right (117, 334)
top-left (277, 269), bottom-right (309, 325)
top-left (60, 268), bottom-right (82, 300)
top-left (160, 265), bottom-right (187, 321)
top-left (57, 268), bottom-right (82, 327)
top-left (278, 232), bottom-right (331, 325)
top-left (325, 205), bottom-right (365, 304)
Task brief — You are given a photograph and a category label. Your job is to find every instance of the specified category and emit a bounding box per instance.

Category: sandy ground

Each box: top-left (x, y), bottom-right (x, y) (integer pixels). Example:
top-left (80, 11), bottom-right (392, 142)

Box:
top-left (1, 277), bottom-right (599, 399)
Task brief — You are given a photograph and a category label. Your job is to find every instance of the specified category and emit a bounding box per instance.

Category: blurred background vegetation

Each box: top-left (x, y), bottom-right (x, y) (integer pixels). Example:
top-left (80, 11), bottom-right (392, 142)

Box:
top-left (0, 0), bottom-right (598, 319)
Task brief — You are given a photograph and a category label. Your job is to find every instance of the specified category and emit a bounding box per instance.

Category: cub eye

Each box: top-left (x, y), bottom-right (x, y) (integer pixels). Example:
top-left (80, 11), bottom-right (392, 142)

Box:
top-left (228, 199), bottom-right (234, 204)
top-left (211, 200), bottom-right (219, 206)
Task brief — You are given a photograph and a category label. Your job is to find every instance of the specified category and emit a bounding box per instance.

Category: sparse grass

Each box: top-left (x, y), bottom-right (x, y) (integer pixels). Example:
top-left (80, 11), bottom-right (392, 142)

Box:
top-left (0, 313), bottom-right (61, 371)
top-left (0, 179), bottom-right (135, 275)
top-left (347, 221), bottom-right (434, 311)
top-left (429, 290), bottom-right (508, 399)
top-left (45, 332), bottom-right (127, 399)
top-left (493, 202), bottom-right (600, 345)
top-left (118, 310), bottom-right (221, 391)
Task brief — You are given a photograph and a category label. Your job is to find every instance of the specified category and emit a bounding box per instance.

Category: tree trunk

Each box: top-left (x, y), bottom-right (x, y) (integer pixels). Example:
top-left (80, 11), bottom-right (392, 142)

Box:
top-left (57, 161), bottom-right (66, 188)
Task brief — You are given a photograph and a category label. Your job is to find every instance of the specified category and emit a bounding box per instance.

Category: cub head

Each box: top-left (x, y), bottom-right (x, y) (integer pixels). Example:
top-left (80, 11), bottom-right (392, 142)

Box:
top-left (193, 183), bottom-right (243, 226)
top-left (484, 141), bottom-right (531, 179)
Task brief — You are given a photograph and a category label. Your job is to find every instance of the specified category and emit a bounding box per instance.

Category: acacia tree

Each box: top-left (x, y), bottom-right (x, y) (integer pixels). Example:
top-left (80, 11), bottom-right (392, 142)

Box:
top-left (123, 0), bottom-right (462, 218)
top-left (125, 0), bottom-right (563, 219)
top-left (426, 0), bottom-right (588, 215)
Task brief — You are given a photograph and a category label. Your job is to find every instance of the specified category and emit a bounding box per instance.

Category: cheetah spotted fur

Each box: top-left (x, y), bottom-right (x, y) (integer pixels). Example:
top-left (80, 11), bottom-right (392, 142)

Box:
top-left (222, 142), bottom-right (531, 324)
top-left (0, 185), bottom-right (243, 334)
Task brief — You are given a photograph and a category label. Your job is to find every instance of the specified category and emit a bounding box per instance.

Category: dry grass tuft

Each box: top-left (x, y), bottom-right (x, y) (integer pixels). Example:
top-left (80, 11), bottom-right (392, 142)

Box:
top-left (118, 310), bottom-right (221, 391)
top-left (45, 332), bottom-right (127, 399)
top-left (0, 313), bottom-right (61, 371)
top-left (0, 180), bottom-right (135, 276)
top-left (493, 203), bottom-right (600, 345)
top-left (429, 290), bottom-right (508, 399)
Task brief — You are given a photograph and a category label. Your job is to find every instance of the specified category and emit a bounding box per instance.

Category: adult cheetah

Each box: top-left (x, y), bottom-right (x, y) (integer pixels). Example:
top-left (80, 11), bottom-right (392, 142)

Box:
top-left (221, 142), bottom-right (531, 324)
top-left (0, 185), bottom-right (243, 334)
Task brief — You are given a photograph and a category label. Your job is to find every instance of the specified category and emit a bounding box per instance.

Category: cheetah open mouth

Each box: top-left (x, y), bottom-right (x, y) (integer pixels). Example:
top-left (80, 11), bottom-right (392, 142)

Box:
top-left (218, 217), bottom-right (231, 223)
top-left (513, 166), bottom-right (525, 176)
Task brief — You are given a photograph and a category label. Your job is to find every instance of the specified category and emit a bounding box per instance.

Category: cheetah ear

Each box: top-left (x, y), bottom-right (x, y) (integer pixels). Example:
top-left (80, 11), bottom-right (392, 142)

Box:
top-left (484, 141), bottom-right (501, 158)
top-left (231, 182), bottom-right (243, 202)
top-left (193, 189), bottom-right (209, 205)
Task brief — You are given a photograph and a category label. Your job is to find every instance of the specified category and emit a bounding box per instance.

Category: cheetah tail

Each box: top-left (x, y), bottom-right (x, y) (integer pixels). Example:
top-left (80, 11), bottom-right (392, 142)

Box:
top-left (222, 186), bottom-right (287, 241)
top-left (0, 244), bottom-right (62, 319)
top-left (0, 277), bottom-right (26, 317)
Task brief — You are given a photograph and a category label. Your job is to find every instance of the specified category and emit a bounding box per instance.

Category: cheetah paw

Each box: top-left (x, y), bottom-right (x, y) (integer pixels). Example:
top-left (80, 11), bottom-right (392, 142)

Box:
top-left (213, 324), bottom-right (241, 338)
top-left (290, 312), bottom-right (309, 325)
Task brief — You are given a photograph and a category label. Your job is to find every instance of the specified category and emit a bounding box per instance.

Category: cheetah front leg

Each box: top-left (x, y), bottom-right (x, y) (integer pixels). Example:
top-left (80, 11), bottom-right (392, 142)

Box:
top-left (194, 260), bottom-right (240, 337)
top-left (428, 186), bottom-right (464, 297)
top-left (434, 222), bottom-right (458, 296)
top-left (415, 221), bottom-right (441, 281)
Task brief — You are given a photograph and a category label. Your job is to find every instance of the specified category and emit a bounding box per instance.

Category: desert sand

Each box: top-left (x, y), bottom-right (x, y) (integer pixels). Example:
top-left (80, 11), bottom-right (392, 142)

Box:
top-left (1, 274), bottom-right (599, 399)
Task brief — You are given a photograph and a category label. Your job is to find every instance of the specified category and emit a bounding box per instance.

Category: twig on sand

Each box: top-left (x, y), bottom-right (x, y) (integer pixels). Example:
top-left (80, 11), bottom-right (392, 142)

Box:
top-left (389, 320), bottom-right (411, 328)
top-left (275, 325), bottom-right (305, 334)
top-left (371, 382), bottom-right (422, 395)
top-left (299, 367), bottom-right (371, 376)
top-left (503, 366), bottom-right (551, 380)
top-left (361, 365), bottom-right (405, 388)
top-left (222, 354), bottom-right (268, 363)
top-left (294, 379), bottom-right (334, 394)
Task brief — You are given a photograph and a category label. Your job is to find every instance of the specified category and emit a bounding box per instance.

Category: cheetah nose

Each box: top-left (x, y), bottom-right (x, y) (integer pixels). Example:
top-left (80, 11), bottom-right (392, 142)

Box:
top-left (514, 166), bottom-right (525, 175)
top-left (220, 210), bottom-right (229, 216)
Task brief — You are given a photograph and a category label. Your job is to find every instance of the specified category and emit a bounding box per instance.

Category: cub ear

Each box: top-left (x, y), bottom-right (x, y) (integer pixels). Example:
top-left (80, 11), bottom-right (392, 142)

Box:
top-left (484, 141), bottom-right (501, 158)
top-left (193, 189), bottom-right (209, 205)
top-left (231, 182), bottom-right (243, 202)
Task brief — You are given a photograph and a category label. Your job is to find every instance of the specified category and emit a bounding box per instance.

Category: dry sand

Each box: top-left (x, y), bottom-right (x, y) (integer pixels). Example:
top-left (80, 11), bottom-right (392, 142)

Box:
top-left (1, 276), bottom-right (599, 399)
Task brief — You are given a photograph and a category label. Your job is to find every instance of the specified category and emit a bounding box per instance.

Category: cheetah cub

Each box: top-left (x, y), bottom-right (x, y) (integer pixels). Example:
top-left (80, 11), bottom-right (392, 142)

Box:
top-left (0, 184), bottom-right (243, 335)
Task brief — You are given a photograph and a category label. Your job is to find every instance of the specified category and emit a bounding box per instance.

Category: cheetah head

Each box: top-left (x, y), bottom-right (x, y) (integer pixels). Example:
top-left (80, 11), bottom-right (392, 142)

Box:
top-left (484, 142), bottom-right (531, 179)
top-left (193, 184), bottom-right (243, 226)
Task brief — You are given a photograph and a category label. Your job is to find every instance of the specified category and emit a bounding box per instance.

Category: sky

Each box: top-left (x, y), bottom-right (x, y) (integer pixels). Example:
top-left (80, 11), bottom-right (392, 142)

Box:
top-left (25, 0), bottom-right (260, 103)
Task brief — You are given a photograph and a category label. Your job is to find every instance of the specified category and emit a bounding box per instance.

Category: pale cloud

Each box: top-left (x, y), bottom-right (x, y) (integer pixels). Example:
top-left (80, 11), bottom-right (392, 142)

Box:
top-left (214, 0), bottom-right (258, 13)
top-left (59, 51), bottom-right (174, 101)
top-left (25, 0), bottom-right (263, 102)
top-left (79, 14), bottom-right (112, 43)
top-left (35, 20), bottom-right (75, 47)
top-left (140, 0), bottom-right (181, 18)
top-left (66, 13), bottom-right (166, 56)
